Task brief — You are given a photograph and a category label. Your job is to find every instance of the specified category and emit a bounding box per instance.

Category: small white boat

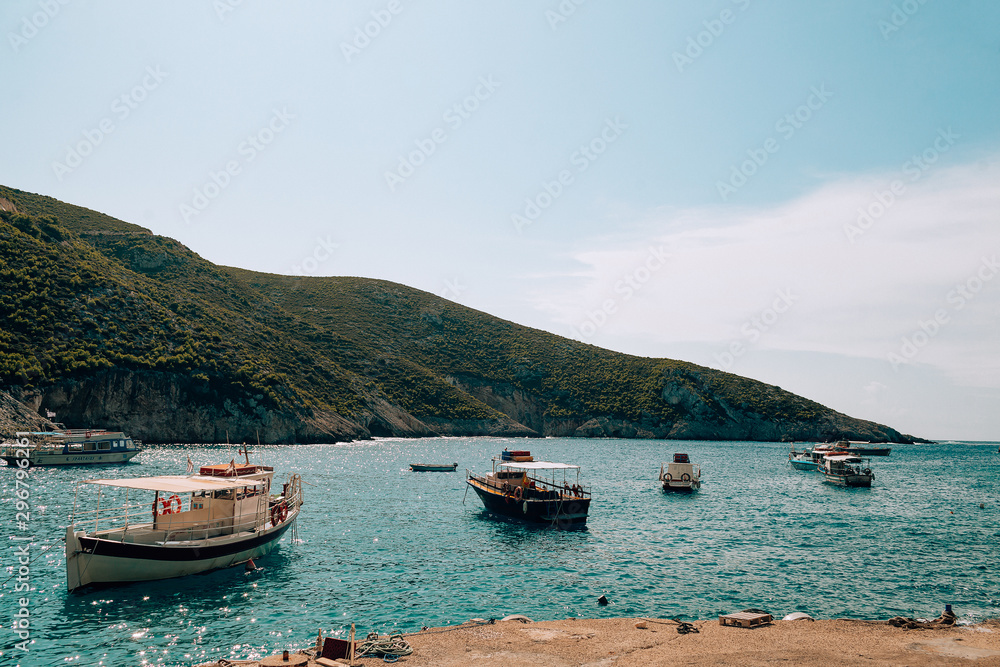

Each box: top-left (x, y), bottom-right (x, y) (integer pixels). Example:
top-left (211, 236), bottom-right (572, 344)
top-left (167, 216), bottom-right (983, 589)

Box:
top-left (819, 454), bottom-right (874, 487)
top-left (65, 457), bottom-right (302, 591)
top-left (1, 429), bottom-right (141, 466)
top-left (659, 453), bottom-right (701, 493)
top-left (788, 447), bottom-right (817, 470)
top-left (410, 463), bottom-right (458, 472)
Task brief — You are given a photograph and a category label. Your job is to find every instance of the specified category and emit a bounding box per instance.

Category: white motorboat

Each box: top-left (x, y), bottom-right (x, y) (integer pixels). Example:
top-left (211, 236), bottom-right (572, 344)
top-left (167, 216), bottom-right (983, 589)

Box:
top-left (1, 429), bottom-right (141, 466)
top-left (788, 446), bottom-right (817, 470)
top-left (65, 458), bottom-right (302, 591)
top-left (659, 453), bottom-right (701, 493)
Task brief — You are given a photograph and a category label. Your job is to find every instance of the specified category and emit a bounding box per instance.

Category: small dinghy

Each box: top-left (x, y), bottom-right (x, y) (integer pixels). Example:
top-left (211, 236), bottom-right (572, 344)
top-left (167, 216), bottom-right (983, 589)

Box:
top-left (410, 463), bottom-right (458, 472)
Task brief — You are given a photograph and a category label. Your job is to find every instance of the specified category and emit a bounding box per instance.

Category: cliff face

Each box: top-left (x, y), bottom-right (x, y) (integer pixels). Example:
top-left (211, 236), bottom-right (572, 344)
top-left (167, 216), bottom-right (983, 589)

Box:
top-left (444, 371), bottom-right (905, 443)
top-left (0, 185), bottom-right (917, 444)
top-left (0, 390), bottom-right (58, 438)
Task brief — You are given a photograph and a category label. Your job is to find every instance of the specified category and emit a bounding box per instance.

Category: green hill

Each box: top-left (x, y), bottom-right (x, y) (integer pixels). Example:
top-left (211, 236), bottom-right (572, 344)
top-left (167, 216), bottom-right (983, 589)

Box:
top-left (0, 185), bottom-right (911, 443)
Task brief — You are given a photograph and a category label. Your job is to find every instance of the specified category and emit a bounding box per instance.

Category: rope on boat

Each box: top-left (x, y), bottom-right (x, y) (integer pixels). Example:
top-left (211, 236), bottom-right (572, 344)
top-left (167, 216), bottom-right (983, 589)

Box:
top-left (355, 632), bottom-right (413, 658)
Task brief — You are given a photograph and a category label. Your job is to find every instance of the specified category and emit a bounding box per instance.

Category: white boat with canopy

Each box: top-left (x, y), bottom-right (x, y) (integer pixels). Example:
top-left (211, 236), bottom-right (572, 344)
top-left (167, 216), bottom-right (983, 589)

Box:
top-left (65, 460), bottom-right (302, 591)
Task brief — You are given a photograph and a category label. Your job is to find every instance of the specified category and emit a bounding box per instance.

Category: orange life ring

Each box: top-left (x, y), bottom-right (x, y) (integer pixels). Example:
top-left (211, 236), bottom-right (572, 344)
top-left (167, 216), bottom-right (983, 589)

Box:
top-left (271, 503), bottom-right (288, 525)
top-left (513, 486), bottom-right (523, 501)
top-left (167, 495), bottom-right (182, 514)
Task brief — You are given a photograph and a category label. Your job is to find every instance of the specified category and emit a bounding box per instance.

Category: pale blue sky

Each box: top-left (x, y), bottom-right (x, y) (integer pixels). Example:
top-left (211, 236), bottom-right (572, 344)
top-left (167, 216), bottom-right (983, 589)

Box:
top-left (2, 0), bottom-right (999, 439)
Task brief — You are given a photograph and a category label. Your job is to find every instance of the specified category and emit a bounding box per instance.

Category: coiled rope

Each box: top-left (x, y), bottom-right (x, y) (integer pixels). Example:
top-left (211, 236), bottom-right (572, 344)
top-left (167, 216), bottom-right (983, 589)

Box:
top-left (355, 632), bottom-right (413, 658)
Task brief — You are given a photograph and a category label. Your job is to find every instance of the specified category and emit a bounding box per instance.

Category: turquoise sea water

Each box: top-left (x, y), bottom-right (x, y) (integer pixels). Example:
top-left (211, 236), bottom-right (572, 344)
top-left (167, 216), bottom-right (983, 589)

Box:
top-left (2, 437), bottom-right (998, 666)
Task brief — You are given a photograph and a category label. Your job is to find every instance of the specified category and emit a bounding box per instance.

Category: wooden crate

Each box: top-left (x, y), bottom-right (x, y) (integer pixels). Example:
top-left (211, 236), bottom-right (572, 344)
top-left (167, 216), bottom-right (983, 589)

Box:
top-left (718, 612), bottom-right (772, 628)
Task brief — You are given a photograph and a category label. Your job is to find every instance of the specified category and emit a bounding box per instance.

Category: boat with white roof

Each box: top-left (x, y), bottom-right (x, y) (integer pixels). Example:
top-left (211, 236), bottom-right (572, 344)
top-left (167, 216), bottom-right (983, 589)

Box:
top-left (819, 453), bottom-right (874, 487)
top-left (659, 453), bottom-right (701, 492)
top-left (65, 452), bottom-right (302, 591)
top-left (466, 451), bottom-right (591, 526)
top-left (1, 428), bottom-right (141, 466)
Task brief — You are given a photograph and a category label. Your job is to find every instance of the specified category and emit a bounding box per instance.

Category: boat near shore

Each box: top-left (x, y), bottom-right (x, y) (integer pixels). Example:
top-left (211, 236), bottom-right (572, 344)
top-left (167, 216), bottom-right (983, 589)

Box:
top-left (65, 457), bottom-right (303, 591)
top-left (466, 452), bottom-right (591, 526)
top-left (1, 428), bottom-right (142, 466)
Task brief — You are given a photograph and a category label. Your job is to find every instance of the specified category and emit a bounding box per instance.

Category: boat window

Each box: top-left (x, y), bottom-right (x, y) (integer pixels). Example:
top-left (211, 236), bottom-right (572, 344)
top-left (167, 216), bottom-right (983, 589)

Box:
top-left (98, 441), bottom-right (111, 450)
top-left (126, 440), bottom-right (133, 447)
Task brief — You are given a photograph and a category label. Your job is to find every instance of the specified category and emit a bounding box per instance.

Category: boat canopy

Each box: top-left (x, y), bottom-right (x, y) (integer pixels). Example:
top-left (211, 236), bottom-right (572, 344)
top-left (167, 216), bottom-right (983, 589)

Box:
top-left (497, 461), bottom-right (579, 470)
top-left (80, 475), bottom-right (265, 493)
top-left (824, 455), bottom-right (862, 462)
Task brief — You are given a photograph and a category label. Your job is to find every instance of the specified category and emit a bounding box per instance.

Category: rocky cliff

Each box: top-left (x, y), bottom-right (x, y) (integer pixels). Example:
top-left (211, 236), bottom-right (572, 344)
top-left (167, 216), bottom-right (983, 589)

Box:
top-left (0, 185), bottom-right (915, 444)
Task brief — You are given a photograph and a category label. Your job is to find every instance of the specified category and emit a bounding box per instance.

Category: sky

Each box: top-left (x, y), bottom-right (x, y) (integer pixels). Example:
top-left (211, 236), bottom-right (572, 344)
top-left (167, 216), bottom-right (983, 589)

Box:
top-left (1, 0), bottom-right (998, 440)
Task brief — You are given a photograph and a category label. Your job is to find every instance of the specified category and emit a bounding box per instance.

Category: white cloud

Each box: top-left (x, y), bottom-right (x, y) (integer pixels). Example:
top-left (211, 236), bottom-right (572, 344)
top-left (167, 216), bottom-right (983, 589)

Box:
top-left (532, 157), bottom-right (1000, 388)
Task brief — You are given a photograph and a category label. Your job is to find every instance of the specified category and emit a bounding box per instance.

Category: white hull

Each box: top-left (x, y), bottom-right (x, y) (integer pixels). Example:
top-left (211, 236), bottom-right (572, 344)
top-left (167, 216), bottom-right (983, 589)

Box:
top-left (66, 517), bottom-right (295, 591)
top-left (3, 450), bottom-right (140, 466)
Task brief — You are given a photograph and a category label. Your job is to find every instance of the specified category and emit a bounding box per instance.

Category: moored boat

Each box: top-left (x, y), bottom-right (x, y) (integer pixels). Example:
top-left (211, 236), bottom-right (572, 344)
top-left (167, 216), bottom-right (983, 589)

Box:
top-left (410, 462), bottom-right (458, 472)
top-left (659, 453), bottom-right (701, 492)
top-left (788, 446), bottom-right (817, 470)
top-left (819, 454), bottom-right (874, 487)
top-left (65, 456), bottom-right (303, 591)
top-left (835, 440), bottom-right (892, 456)
top-left (466, 452), bottom-right (590, 526)
top-left (1, 429), bottom-right (142, 466)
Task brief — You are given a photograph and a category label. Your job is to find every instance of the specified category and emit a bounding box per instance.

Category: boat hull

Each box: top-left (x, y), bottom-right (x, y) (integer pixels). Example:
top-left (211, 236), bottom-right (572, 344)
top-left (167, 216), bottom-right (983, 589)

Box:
top-left (662, 480), bottom-right (700, 493)
top-left (66, 517), bottom-right (295, 591)
top-left (2, 450), bottom-right (140, 466)
top-left (821, 472), bottom-right (872, 487)
top-left (843, 447), bottom-right (891, 456)
top-left (789, 459), bottom-right (816, 470)
top-left (410, 464), bottom-right (457, 472)
top-left (468, 479), bottom-right (589, 526)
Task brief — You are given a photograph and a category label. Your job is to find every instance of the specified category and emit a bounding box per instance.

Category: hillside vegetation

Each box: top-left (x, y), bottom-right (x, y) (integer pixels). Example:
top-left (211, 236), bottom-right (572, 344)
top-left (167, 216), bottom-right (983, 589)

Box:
top-left (0, 185), bottom-right (911, 443)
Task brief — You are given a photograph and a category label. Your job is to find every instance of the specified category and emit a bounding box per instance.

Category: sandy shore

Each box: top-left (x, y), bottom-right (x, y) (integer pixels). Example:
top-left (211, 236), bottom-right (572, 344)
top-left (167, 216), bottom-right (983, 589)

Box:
top-left (203, 616), bottom-right (1000, 667)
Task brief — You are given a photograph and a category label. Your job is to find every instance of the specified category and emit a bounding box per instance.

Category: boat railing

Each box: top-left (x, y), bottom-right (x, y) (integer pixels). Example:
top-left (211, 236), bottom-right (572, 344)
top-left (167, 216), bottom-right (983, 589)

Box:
top-left (72, 498), bottom-right (271, 540)
top-left (524, 473), bottom-right (590, 498)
